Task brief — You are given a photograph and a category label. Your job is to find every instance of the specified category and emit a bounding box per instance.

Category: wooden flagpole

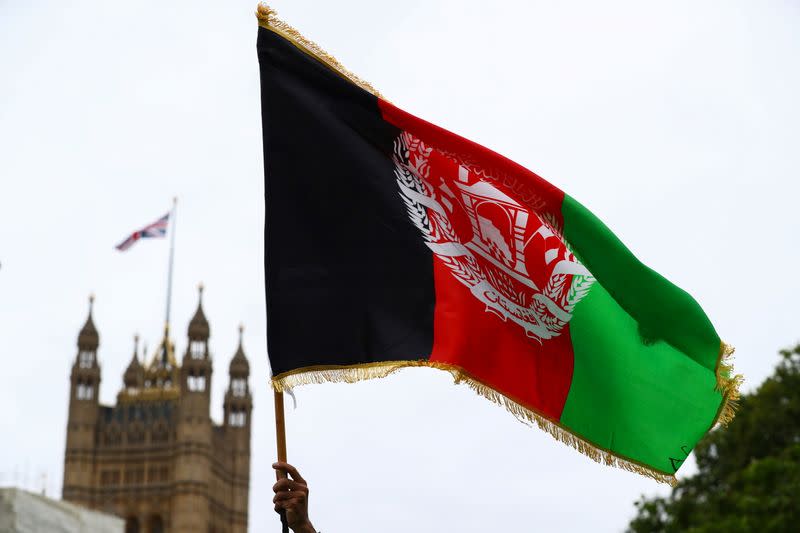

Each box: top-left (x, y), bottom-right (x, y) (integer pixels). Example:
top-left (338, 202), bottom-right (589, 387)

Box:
top-left (274, 390), bottom-right (289, 533)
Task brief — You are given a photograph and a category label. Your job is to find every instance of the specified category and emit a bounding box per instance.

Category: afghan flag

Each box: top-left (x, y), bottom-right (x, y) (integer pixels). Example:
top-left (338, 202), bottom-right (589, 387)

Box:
top-left (256, 5), bottom-right (741, 485)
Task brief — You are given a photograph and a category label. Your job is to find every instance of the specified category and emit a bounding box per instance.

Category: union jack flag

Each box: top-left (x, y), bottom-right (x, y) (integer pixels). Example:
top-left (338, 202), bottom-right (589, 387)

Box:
top-left (115, 213), bottom-right (170, 251)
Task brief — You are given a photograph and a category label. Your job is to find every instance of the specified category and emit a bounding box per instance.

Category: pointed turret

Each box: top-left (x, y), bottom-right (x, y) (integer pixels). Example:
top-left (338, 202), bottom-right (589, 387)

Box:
top-left (181, 283), bottom-right (213, 396)
top-left (188, 283), bottom-right (210, 342)
top-left (143, 291), bottom-right (181, 395)
top-left (77, 294), bottom-right (99, 352)
top-left (228, 324), bottom-right (250, 378)
top-left (185, 283), bottom-right (210, 361)
top-left (142, 333), bottom-right (179, 395)
top-left (224, 325), bottom-right (252, 428)
top-left (173, 285), bottom-right (218, 531)
top-left (73, 295), bottom-right (100, 374)
top-left (64, 295), bottom-right (102, 506)
top-left (223, 324), bottom-right (253, 526)
top-left (123, 334), bottom-right (144, 390)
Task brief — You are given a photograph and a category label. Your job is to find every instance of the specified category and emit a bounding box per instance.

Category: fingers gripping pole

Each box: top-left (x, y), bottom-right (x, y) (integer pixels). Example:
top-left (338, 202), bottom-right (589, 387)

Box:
top-left (274, 390), bottom-right (289, 533)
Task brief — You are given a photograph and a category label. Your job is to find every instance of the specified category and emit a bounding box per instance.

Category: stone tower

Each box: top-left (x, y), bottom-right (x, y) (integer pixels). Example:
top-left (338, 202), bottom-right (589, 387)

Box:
top-left (171, 284), bottom-right (214, 531)
top-left (223, 326), bottom-right (253, 532)
top-left (64, 296), bottom-right (102, 496)
top-left (62, 287), bottom-right (252, 533)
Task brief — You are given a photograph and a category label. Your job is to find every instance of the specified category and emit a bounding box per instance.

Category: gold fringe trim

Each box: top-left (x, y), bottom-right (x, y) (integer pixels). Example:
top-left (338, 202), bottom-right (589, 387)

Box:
top-left (256, 3), bottom-right (385, 99)
top-left (272, 361), bottom-right (678, 486)
top-left (713, 341), bottom-right (743, 427)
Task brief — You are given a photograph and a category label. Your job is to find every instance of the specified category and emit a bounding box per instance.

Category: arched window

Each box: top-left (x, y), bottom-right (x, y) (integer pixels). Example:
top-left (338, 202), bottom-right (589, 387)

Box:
top-left (187, 372), bottom-right (207, 392)
top-left (190, 340), bottom-right (206, 358)
top-left (76, 381), bottom-right (94, 400)
top-left (228, 409), bottom-right (246, 427)
top-left (78, 350), bottom-right (94, 368)
top-left (231, 378), bottom-right (247, 397)
top-left (125, 516), bottom-right (139, 533)
top-left (149, 515), bottom-right (164, 533)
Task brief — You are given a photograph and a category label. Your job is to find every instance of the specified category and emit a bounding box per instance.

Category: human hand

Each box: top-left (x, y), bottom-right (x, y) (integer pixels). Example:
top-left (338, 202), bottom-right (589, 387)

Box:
top-left (273, 462), bottom-right (315, 533)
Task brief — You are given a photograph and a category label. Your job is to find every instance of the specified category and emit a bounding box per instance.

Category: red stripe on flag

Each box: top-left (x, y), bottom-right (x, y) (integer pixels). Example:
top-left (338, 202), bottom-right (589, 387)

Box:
top-left (378, 99), bottom-right (566, 224)
top-left (380, 99), bottom-right (577, 419)
top-left (429, 255), bottom-right (575, 421)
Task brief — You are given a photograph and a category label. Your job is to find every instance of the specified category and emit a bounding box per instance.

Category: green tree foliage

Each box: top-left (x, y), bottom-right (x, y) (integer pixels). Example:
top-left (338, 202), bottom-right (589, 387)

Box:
top-left (627, 345), bottom-right (800, 533)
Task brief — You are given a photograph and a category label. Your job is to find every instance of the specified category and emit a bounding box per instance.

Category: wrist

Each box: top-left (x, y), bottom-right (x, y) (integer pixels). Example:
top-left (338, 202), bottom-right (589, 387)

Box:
top-left (293, 520), bottom-right (316, 533)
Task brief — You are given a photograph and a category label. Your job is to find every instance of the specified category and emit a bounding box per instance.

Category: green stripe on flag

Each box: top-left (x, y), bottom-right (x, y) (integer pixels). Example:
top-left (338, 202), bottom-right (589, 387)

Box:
top-left (561, 195), bottom-right (720, 370)
top-left (561, 282), bottom-right (722, 473)
top-left (558, 195), bottom-right (724, 473)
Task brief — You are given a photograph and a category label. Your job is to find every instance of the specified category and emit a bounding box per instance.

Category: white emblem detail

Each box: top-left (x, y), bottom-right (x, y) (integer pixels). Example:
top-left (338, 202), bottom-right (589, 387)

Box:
top-left (393, 132), bottom-right (595, 342)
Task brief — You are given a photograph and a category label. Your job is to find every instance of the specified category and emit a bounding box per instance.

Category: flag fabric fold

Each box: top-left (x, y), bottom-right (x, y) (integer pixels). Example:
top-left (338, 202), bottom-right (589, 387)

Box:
top-left (115, 213), bottom-right (170, 251)
top-left (256, 5), bottom-right (740, 485)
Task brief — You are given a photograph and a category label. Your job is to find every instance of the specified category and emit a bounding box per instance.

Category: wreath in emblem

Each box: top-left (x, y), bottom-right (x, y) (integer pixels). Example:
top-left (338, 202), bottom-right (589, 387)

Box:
top-left (393, 131), bottom-right (595, 343)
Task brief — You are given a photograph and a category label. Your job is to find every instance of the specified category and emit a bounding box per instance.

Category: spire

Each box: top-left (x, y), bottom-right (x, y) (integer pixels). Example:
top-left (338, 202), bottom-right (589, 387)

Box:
top-left (77, 294), bottom-right (99, 351)
top-left (224, 323), bottom-right (251, 428)
top-left (229, 324), bottom-right (250, 377)
top-left (188, 282), bottom-right (210, 341)
top-left (132, 334), bottom-right (141, 364)
top-left (145, 310), bottom-right (179, 390)
top-left (123, 334), bottom-right (144, 388)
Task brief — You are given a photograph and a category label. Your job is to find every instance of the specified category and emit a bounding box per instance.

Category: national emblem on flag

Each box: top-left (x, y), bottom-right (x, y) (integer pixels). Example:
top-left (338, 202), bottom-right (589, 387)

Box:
top-left (115, 213), bottom-right (170, 251)
top-left (256, 5), bottom-right (741, 485)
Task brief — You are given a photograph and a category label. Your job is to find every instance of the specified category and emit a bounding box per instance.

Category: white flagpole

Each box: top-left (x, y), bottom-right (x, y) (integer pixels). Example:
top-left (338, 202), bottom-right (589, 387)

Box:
top-left (164, 197), bottom-right (178, 337)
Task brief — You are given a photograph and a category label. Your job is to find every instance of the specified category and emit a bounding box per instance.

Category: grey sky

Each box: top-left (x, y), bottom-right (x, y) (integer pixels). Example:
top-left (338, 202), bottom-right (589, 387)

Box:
top-left (1, 1), bottom-right (798, 531)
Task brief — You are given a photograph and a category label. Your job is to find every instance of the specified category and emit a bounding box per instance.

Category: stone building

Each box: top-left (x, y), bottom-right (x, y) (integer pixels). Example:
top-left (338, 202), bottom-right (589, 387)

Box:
top-left (62, 287), bottom-right (253, 533)
top-left (0, 488), bottom-right (124, 533)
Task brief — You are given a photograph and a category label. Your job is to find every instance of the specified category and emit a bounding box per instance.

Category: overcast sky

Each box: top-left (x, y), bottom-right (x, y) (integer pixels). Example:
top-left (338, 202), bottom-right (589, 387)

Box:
top-left (1, 1), bottom-right (799, 531)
